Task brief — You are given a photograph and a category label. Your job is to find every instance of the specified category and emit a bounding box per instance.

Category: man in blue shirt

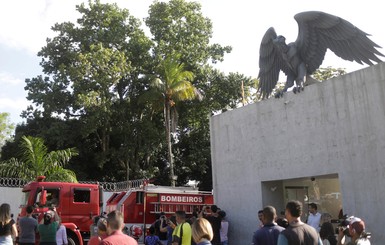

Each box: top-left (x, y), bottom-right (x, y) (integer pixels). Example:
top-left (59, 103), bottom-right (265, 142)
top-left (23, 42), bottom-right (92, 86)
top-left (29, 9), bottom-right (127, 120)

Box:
top-left (252, 206), bottom-right (285, 245)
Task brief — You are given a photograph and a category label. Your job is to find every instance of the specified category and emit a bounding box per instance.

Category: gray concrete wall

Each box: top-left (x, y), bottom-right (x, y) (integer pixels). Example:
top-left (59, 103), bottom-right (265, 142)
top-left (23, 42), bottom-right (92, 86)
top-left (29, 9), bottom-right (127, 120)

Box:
top-left (0, 187), bottom-right (23, 217)
top-left (210, 62), bottom-right (385, 245)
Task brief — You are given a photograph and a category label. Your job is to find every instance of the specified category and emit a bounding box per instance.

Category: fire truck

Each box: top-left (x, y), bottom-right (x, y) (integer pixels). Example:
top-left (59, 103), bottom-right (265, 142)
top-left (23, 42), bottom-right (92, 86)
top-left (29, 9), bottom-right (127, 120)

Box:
top-left (18, 176), bottom-right (214, 245)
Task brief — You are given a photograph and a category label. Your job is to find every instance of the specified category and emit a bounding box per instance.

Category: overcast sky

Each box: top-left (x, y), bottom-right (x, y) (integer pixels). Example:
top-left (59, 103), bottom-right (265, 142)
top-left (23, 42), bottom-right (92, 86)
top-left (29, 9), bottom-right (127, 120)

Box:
top-left (0, 0), bottom-right (384, 125)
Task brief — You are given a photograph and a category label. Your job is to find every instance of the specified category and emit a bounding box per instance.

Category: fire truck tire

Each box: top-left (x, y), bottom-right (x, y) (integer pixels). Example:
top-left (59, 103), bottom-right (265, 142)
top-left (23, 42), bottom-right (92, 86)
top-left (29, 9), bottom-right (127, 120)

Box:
top-left (66, 231), bottom-right (79, 245)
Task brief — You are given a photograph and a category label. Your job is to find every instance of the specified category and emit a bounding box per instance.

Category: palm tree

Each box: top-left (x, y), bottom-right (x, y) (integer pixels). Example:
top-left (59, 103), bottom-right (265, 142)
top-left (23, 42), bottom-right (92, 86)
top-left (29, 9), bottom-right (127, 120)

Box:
top-left (0, 136), bottom-right (78, 182)
top-left (145, 55), bottom-right (202, 186)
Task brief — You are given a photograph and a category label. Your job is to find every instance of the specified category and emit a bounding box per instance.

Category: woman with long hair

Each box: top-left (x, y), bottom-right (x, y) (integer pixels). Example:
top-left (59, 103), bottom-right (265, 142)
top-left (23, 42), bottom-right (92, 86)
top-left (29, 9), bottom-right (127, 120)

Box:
top-left (320, 222), bottom-right (337, 245)
top-left (0, 203), bottom-right (18, 245)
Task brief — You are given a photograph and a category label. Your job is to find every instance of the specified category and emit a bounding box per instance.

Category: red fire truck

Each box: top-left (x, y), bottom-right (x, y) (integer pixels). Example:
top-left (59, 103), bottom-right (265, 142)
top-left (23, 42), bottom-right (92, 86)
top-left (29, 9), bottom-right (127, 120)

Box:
top-left (105, 183), bottom-right (214, 242)
top-left (17, 176), bottom-right (213, 245)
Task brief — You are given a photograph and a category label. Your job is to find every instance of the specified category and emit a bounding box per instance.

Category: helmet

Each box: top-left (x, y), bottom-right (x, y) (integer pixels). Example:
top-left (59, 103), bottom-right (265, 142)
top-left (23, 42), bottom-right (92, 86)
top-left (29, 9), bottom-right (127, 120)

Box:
top-left (130, 225), bottom-right (143, 239)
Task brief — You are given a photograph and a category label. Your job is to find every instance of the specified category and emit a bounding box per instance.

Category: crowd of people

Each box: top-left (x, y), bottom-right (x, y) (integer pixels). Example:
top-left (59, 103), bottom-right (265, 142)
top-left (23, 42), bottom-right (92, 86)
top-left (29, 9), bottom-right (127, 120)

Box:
top-left (252, 201), bottom-right (371, 245)
top-left (147, 204), bottom-right (228, 245)
top-left (0, 201), bottom-right (371, 245)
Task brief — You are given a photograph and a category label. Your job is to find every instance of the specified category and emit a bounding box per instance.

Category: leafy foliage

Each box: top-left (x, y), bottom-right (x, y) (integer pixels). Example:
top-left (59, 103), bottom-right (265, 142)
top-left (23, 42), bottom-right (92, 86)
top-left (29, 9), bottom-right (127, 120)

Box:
top-left (312, 66), bottom-right (346, 81)
top-left (0, 112), bottom-right (14, 153)
top-left (3, 0), bottom-right (258, 189)
top-left (0, 136), bottom-right (77, 182)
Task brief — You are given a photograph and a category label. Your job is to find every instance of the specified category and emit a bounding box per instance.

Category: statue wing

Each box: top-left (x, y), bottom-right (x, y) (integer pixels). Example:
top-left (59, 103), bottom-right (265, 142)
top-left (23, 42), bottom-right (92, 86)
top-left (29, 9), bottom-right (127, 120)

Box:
top-left (294, 11), bottom-right (384, 74)
top-left (258, 27), bottom-right (291, 99)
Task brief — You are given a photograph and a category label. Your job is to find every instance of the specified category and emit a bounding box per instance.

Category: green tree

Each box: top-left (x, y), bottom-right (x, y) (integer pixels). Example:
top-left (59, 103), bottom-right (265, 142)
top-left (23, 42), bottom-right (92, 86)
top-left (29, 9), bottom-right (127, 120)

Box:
top-left (0, 136), bottom-right (78, 182)
top-left (23, 0), bottom-right (155, 180)
top-left (0, 112), bottom-right (14, 153)
top-left (143, 55), bottom-right (202, 186)
top-left (312, 66), bottom-right (346, 81)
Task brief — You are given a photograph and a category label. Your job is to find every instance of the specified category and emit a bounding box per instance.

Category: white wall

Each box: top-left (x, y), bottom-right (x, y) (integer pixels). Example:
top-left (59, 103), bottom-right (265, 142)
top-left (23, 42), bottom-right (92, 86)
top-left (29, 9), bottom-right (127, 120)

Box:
top-left (0, 187), bottom-right (23, 217)
top-left (210, 63), bottom-right (385, 245)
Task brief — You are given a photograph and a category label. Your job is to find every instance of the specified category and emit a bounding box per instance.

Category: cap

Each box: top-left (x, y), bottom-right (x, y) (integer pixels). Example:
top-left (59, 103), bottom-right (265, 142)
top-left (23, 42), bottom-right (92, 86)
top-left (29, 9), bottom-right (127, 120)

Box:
top-left (348, 216), bottom-right (365, 234)
top-left (44, 212), bottom-right (53, 219)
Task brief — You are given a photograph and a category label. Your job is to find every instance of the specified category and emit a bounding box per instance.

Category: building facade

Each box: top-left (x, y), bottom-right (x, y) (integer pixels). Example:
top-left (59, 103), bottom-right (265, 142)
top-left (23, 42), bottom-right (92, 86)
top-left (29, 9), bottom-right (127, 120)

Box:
top-left (210, 63), bottom-right (385, 244)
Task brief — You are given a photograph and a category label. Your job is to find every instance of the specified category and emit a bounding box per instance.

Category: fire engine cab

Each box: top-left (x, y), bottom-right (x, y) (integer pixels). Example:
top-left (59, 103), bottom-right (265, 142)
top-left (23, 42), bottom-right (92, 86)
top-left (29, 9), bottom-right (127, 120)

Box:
top-left (18, 176), bottom-right (214, 245)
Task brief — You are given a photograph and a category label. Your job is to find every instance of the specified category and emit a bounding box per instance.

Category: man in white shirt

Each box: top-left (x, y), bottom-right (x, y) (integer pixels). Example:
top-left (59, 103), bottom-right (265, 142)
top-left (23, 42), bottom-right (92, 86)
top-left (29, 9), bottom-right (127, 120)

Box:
top-left (307, 203), bottom-right (321, 232)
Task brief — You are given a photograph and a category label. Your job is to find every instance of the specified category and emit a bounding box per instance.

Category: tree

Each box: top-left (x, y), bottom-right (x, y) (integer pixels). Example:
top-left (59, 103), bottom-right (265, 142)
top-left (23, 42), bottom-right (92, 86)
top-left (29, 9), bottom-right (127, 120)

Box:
top-left (0, 112), bottom-right (14, 151)
top-left (143, 55), bottom-right (202, 186)
top-left (312, 66), bottom-right (346, 81)
top-left (0, 136), bottom-right (78, 182)
top-left (23, 0), bottom-right (155, 180)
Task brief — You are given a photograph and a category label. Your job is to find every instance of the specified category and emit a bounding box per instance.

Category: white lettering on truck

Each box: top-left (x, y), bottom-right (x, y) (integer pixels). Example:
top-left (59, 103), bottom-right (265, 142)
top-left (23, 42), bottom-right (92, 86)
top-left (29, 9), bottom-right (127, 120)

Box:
top-left (160, 195), bottom-right (203, 203)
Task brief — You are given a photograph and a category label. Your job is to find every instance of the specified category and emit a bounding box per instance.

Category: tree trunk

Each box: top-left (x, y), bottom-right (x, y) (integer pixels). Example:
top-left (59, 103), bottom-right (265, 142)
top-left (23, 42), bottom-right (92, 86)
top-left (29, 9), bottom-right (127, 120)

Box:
top-left (165, 101), bottom-right (175, 187)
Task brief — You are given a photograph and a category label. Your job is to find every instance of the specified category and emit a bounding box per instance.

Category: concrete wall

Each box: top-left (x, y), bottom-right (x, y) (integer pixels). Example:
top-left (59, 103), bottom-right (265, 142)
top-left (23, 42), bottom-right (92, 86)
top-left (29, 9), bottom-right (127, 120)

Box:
top-left (0, 187), bottom-right (23, 217)
top-left (210, 62), bottom-right (385, 245)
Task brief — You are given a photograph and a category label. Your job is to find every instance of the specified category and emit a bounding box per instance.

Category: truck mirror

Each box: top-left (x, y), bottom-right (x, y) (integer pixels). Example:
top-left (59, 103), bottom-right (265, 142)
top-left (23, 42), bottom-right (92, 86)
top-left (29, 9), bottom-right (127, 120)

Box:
top-left (40, 190), bottom-right (47, 206)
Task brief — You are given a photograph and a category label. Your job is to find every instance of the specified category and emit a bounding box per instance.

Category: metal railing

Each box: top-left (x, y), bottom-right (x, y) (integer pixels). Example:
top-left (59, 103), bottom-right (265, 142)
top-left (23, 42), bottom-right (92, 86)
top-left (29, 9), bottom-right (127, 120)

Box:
top-left (0, 177), bottom-right (28, 187)
top-left (0, 176), bottom-right (147, 192)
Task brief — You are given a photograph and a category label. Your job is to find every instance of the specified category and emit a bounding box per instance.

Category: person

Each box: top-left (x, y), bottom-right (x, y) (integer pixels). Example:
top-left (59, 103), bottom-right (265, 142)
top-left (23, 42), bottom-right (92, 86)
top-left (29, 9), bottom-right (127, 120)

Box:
top-left (191, 218), bottom-right (213, 245)
top-left (217, 211), bottom-right (228, 245)
top-left (320, 222), bottom-right (337, 245)
top-left (56, 223), bottom-right (68, 245)
top-left (320, 213), bottom-right (333, 226)
top-left (47, 192), bottom-right (59, 207)
top-left (18, 205), bottom-right (38, 245)
top-left (201, 205), bottom-right (221, 245)
top-left (276, 217), bottom-right (289, 229)
top-left (277, 200), bottom-right (322, 245)
top-left (88, 217), bottom-right (108, 245)
top-left (160, 215), bottom-right (176, 245)
top-left (337, 217), bottom-right (371, 245)
top-left (101, 210), bottom-right (137, 245)
top-left (171, 211), bottom-right (191, 245)
top-left (307, 203), bottom-right (321, 232)
top-left (252, 206), bottom-right (285, 245)
top-left (153, 212), bottom-right (168, 245)
top-left (145, 226), bottom-right (162, 245)
top-left (0, 203), bottom-right (18, 245)
top-left (257, 210), bottom-right (264, 228)
top-left (38, 210), bottom-right (60, 245)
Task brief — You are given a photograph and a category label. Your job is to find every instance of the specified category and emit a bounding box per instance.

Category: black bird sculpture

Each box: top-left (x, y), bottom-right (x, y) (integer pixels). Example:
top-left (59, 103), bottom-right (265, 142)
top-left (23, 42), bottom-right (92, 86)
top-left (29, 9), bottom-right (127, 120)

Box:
top-left (258, 11), bottom-right (384, 99)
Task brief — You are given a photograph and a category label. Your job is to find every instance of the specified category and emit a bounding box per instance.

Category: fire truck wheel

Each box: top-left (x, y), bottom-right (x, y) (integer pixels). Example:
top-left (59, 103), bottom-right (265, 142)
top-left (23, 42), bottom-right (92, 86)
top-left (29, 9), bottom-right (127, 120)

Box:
top-left (67, 231), bottom-right (79, 245)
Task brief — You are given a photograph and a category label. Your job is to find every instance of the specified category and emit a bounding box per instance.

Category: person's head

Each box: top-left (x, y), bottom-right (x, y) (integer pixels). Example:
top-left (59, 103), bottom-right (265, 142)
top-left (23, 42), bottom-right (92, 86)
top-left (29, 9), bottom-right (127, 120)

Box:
top-left (218, 210), bottom-right (226, 220)
top-left (258, 210), bottom-right (263, 222)
top-left (0, 203), bottom-right (11, 223)
top-left (285, 200), bottom-right (302, 221)
top-left (106, 210), bottom-right (124, 234)
top-left (320, 222), bottom-right (335, 240)
top-left (348, 217), bottom-right (366, 238)
top-left (175, 210), bottom-right (186, 224)
top-left (192, 218), bottom-right (213, 243)
top-left (308, 203), bottom-right (318, 214)
top-left (262, 206), bottom-right (277, 224)
top-left (26, 205), bottom-right (34, 215)
top-left (276, 217), bottom-right (289, 228)
top-left (43, 212), bottom-right (53, 225)
top-left (210, 205), bottom-right (218, 213)
top-left (320, 213), bottom-right (332, 225)
top-left (149, 226), bottom-right (156, 235)
top-left (97, 218), bottom-right (107, 235)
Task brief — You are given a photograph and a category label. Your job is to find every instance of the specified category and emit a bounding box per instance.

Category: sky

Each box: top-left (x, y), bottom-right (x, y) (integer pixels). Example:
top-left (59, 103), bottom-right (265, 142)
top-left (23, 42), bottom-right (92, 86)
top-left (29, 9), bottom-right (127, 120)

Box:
top-left (0, 0), bottom-right (384, 126)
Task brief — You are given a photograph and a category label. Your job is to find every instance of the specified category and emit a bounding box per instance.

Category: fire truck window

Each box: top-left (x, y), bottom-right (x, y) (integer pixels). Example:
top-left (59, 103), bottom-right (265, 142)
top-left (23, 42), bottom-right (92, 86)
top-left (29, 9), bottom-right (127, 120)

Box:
top-left (136, 191), bottom-right (144, 204)
top-left (35, 189), bottom-right (60, 207)
top-left (46, 190), bottom-right (59, 207)
top-left (73, 189), bottom-right (91, 203)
